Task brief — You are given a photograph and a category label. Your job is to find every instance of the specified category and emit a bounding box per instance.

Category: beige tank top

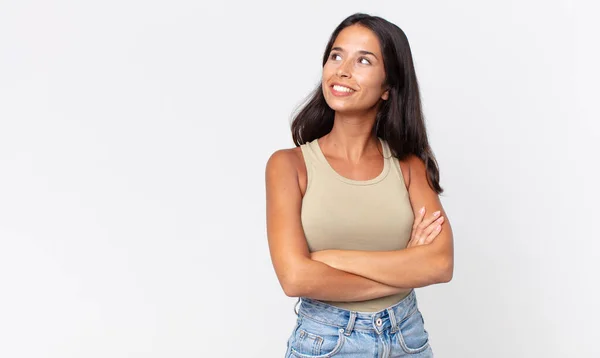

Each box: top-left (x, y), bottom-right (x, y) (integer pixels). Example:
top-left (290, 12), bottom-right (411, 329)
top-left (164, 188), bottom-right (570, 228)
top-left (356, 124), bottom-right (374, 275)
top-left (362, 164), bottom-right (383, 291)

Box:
top-left (299, 137), bottom-right (415, 312)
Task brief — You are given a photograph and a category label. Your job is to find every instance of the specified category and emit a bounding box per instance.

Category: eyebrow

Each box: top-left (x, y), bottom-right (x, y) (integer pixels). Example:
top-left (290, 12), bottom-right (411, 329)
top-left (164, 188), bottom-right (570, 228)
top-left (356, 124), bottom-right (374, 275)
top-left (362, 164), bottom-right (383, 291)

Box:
top-left (331, 46), bottom-right (379, 60)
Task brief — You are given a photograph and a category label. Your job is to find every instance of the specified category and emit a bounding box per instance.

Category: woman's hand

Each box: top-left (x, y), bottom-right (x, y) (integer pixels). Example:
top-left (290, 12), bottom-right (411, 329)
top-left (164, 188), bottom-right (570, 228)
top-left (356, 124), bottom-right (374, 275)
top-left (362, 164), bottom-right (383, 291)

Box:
top-left (406, 207), bottom-right (444, 248)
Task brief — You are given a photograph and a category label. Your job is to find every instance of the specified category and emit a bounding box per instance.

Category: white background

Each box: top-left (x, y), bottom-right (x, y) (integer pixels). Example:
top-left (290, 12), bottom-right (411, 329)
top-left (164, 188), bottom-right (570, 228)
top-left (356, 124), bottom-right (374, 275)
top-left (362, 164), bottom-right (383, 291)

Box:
top-left (1, 1), bottom-right (598, 357)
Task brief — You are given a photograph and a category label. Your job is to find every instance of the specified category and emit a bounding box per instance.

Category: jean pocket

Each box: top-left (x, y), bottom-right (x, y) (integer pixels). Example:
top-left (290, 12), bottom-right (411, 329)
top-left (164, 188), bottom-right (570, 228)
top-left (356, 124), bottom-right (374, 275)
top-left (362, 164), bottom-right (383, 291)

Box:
top-left (286, 317), bottom-right (302, 352)
top-left (290, 316), bottom-right (346, 358)
top-left (395, 308), bottom-right (430, 354)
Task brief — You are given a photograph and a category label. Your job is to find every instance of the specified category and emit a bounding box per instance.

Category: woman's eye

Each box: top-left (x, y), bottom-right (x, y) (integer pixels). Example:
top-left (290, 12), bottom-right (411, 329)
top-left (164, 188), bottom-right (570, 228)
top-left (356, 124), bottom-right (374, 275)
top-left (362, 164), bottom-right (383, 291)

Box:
top-left (329, 53), bottom-right (370, 65)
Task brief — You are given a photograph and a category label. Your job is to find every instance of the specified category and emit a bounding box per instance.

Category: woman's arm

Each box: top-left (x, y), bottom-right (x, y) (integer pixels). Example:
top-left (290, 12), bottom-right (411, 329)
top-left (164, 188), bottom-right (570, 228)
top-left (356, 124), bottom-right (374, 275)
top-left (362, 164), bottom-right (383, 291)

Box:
top-left (266, 149), bottom-right (407, 301)
top-left (311, 155), bottom-right (454, 288)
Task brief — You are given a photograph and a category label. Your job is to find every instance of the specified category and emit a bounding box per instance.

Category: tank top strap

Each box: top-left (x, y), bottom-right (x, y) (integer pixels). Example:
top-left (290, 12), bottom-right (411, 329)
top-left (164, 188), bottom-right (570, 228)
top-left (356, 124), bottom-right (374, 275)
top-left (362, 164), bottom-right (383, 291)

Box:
top-left (299, 140), bottom-right (323, 192)
top-left (380, 137), bottom-right (392, 159)
top-left (299, 140), bottom-right (320, 166)
top-left (382, 139), bottom-right (409, 190)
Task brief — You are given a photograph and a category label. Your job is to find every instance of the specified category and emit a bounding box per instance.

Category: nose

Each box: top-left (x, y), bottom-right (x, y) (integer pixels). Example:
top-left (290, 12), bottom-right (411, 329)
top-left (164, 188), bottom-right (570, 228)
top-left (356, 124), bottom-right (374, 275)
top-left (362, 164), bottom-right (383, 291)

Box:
top-left (336, 60), bottom-right (352, 78)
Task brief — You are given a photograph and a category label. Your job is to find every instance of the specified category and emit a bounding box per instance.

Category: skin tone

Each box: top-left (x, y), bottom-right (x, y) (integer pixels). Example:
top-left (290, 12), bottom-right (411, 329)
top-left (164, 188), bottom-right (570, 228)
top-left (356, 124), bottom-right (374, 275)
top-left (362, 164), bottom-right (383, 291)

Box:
top-left (265, 24), bottom-right (454, 301)
top-left (317, 24), bottom-right (390, 178)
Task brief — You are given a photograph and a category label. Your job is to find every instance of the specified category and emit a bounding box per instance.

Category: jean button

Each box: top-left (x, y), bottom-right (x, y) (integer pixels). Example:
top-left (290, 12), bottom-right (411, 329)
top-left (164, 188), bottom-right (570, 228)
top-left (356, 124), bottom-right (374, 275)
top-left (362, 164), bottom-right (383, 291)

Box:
top-left (375, 318), bottom-right (382, 326)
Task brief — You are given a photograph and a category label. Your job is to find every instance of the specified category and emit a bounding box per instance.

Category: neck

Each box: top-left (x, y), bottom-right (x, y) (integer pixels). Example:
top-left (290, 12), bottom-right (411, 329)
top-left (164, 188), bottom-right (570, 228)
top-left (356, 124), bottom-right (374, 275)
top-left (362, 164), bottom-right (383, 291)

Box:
top-left (320, 111), bottom-right (381, 163)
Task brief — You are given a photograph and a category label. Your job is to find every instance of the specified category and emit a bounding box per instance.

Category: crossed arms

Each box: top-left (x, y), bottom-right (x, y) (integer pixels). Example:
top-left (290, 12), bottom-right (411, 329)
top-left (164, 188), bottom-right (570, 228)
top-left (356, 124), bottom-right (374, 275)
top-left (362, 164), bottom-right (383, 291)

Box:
top-left (265, 150), bottom-right (454, 302)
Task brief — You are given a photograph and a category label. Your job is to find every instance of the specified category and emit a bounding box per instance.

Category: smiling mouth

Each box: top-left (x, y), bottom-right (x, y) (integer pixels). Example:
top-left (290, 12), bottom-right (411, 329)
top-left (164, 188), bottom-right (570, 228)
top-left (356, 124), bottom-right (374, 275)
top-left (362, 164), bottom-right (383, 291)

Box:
top-left (330, 84), bottom-right (356, 97)
top-left (331, 84), bottom-right (355, 93)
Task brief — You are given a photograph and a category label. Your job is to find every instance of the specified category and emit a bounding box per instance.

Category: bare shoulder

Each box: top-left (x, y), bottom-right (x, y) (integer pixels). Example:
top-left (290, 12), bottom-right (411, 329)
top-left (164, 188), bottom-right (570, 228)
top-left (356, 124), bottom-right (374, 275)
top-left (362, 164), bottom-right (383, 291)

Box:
top-left (397, 154), bottom-right (422, 190)
top-left (266, 146), bottom-right (311, 198)
top-left (402, 154), bottom-right (432, 190)
top-left (266, 147), bottom-right (303, 175)
top-left (266, 147), bottom-right (307, 186)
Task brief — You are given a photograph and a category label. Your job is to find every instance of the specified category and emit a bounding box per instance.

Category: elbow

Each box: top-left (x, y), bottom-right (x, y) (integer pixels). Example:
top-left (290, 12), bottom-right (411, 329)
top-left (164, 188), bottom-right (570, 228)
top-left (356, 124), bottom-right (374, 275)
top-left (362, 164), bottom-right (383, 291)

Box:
top-left (282, 275), bottom-right (310, 297)
top-left (278, 256), bottom-right (318, 297)
top-left (282, 279), bottom-right (302, 297)
top-left (438, 257), bottom-right (454, 283)
top-left (284, 287), bottom-right (302, 298)
top-left (437, 257), bottom-right (454, 283)
top-left (279, 263), bottom-right (308, 297)
top-left (439, 268), bottom-right (453, 283)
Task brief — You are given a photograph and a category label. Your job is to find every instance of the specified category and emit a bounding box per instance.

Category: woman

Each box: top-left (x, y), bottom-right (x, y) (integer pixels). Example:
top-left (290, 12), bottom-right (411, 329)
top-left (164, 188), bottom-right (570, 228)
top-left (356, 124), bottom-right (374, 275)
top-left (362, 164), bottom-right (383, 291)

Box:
top-left (265, 13), bottom-right (454, 357)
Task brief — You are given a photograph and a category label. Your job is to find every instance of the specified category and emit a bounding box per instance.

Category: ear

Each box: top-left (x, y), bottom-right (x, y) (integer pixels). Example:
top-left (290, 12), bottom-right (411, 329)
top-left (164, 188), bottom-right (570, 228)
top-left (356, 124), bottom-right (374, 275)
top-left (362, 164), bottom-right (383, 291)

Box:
top-left (381, 89), bottom-right (389, 101)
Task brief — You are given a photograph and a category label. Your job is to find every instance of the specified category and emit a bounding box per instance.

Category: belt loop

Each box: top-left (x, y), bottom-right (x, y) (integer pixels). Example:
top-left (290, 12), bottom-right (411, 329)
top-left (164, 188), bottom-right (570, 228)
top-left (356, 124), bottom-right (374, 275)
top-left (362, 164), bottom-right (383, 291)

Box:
top-left (294, 298), bottom-right (301, 316)
top-left (344, 311), bottom-right (357, 336)
top-left (387, 307), bottom-right (398, 333)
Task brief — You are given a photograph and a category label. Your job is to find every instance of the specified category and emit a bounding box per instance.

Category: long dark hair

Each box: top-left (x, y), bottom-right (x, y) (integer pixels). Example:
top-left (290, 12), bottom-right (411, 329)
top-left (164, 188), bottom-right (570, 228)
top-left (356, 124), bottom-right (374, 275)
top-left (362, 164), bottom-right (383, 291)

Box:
top-left (290, 13), bottom-right (443, 194)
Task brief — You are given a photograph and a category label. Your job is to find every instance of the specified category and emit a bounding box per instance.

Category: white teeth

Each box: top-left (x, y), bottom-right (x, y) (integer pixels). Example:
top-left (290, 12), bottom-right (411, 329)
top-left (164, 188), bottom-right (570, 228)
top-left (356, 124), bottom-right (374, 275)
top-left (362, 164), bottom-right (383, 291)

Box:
top-left (333, 85), bottom-right (354, 93)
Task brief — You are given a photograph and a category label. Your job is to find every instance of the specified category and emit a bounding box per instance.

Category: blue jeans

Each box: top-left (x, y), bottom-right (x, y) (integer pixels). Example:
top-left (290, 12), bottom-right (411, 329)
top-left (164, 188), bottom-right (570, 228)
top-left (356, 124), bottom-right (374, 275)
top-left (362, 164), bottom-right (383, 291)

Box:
top-left (284, 289), bottom-right (433, 358)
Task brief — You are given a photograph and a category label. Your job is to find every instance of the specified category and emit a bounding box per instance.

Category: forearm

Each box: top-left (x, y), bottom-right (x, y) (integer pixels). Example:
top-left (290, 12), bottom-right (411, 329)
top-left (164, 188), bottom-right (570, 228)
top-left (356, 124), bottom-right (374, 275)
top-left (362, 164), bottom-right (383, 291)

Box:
top-left (331, 246), bottom-right (451, 288)
top-left (285, 257), bottom-right (405, 301)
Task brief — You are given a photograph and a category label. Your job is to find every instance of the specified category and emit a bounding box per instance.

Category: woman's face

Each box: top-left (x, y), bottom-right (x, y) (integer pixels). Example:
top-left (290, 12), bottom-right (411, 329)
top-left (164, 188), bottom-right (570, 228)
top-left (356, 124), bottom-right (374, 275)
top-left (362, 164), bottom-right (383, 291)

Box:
top-left (322, 24), bottom-right (389, 114)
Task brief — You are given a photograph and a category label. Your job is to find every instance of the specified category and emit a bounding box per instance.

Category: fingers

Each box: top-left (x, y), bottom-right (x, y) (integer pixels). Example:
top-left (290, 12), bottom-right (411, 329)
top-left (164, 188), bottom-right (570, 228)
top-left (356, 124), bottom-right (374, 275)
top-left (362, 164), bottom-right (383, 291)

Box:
top-left (419, 216), bottom-right (444, 245)
top-left (411, 206), bottom-right (427, 232)
top-left (417, 209), bottom-right (442, 232)
top-left (413, 207), bottom-right (438, 233)
top-left (424, 223), bottom-right (442, 244)
top-left (410, 207), bottom-right (445, 247)
top-left (410, 206), bottom-right (428, 243)
top-left (417, 216), bottom-right (444, 245)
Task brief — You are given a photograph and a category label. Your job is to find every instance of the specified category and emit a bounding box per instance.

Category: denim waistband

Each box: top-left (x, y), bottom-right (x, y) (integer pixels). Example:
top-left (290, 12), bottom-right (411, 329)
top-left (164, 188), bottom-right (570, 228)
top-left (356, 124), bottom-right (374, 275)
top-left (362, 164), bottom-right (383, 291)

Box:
top-left (296, 289), bottom-right (418, 335)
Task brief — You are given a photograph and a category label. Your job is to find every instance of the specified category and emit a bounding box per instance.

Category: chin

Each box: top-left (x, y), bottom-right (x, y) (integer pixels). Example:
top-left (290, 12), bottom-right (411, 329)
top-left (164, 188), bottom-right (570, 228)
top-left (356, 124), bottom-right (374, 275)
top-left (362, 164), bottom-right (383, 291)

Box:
top-left (328, 105), bottom-right (365, 115)
top-left (323, 95), bottom-right (351, 110)
top-left (324, 97), bottom-right (363, 112)
top-left (325, 101), bottom-right (352, 112)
